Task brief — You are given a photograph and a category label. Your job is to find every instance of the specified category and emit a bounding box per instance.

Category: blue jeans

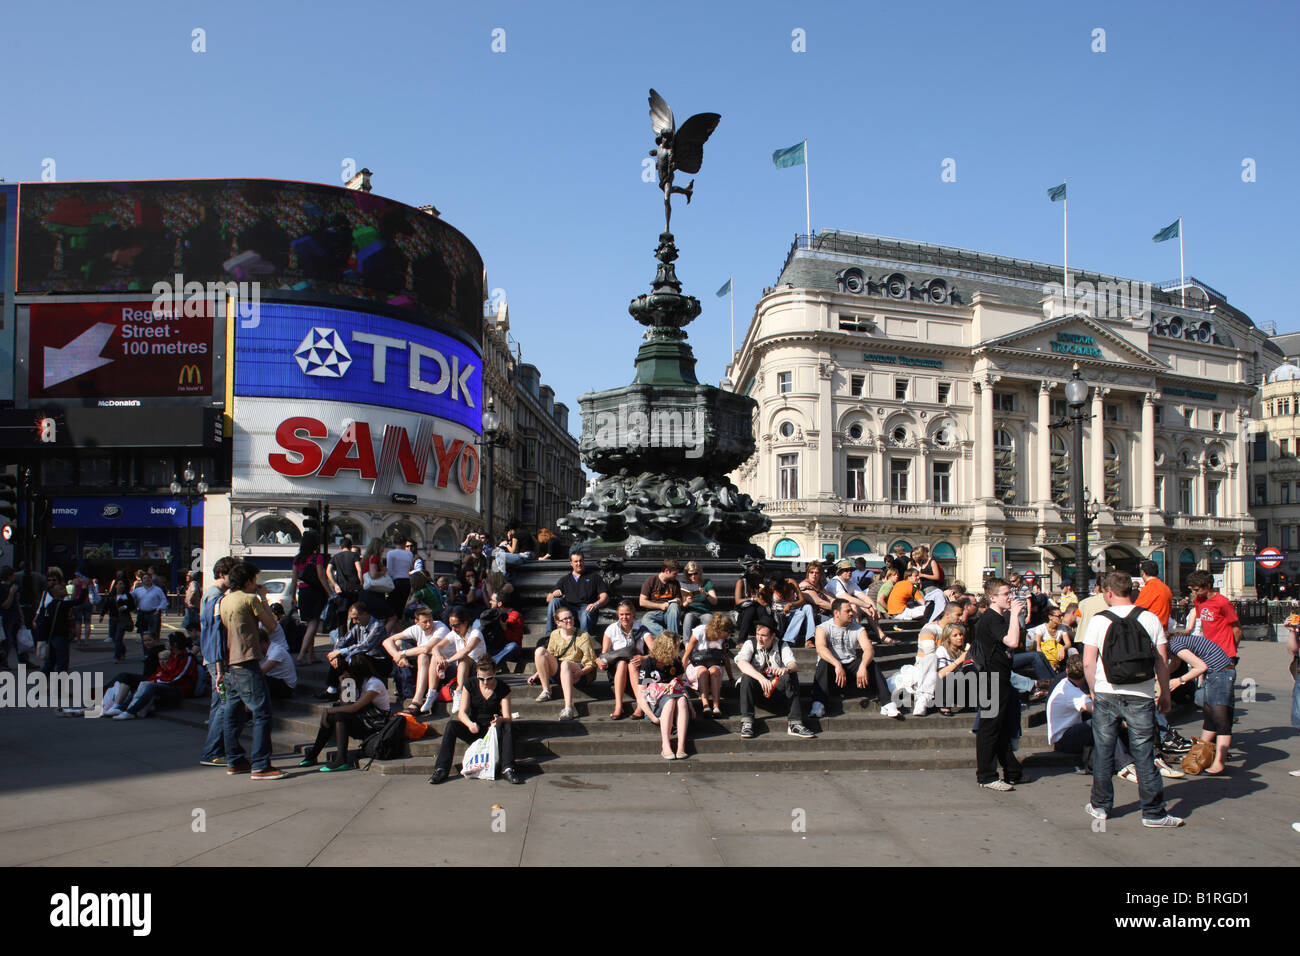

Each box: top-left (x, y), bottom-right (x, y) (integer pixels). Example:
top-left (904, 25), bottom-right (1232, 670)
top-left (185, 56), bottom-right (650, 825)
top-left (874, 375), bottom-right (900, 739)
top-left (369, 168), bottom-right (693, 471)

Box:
top-left (546, 598), bottom-right (597, 637)
top-left (223, 663), bottom-right (274, 771)
top-left (1012, 651), bottom-right (1056, 683)
top-left (392, 658), bottom-right (417, 700)
top-left (1202, 669), bottom-right (1236, 709)
top-left (200, 662), bottom-right (242, 763)
top-left (41, 633), bottom-right (71, 675)
top-left (492, 642), bottom-right (520, 667)
top-left (106, 615), bottom-right (127, 660)
top-left (1292, 670), bottom-right (1300, 731)
top-left (641, 604), bottom-right (680, 636)
top-left (1090, 693), bottom-right (1167, 819)
top-left (782, 604), bottom-right (827, 645)
top-left (492, 551), bottom-right (532, 578)
top-left (681, 611), bottom-right (713, 637)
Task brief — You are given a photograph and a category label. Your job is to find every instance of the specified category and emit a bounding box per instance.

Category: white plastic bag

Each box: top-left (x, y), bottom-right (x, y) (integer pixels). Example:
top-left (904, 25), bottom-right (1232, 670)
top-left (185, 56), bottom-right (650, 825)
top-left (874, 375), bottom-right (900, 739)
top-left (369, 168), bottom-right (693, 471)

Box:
top-left (16, 626), bottom-right (34, 655)
top-left (460, 724), bottom-right (498, 780)
top-left (888, 664), bottom-right (920, 695)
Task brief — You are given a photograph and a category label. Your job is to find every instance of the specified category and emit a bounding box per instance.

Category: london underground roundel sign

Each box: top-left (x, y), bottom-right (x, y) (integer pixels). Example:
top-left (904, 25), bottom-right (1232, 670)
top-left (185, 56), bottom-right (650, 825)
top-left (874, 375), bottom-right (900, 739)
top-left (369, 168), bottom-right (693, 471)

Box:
top-left (1257, 547), bottom-right (1283, 570)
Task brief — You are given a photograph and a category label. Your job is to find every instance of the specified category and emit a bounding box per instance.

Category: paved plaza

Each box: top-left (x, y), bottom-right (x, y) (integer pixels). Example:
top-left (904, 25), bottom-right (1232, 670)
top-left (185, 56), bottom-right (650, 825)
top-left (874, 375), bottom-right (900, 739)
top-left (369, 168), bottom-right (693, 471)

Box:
top-left (1, 636), bottom-right (1296, 867)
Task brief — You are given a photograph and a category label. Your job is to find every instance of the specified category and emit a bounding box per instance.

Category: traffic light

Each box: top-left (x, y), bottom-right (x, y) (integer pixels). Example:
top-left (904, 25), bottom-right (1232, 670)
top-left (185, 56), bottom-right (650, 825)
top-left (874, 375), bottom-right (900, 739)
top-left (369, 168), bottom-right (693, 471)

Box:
top-left (303, 502), bottom-right (323, 539)
top-left (0, 473), bottom-right (16, 526)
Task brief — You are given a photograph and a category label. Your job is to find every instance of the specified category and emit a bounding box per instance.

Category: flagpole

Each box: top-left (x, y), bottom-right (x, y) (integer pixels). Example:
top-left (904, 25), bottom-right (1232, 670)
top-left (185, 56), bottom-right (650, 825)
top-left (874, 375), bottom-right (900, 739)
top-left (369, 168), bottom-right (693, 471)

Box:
top-left (1178, 216), bottom-right (1185, 308)
top-left (803, 139), bottom-right (811, 240)
top-left (729, 275), bottom-right (735, 357)
top-left (1063, 179), bottom-right (1069, 308)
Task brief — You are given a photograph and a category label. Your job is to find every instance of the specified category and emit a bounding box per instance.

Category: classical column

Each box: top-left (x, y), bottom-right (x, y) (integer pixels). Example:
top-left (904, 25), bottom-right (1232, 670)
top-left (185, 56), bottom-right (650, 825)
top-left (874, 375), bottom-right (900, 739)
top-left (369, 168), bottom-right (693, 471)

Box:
top-left (1037, 381), bottom-right (1052, 505)
top-left (1141, 393), bottom-right (1156, 509)
top-left (1235, 409), bottom-right (1251, 518)
top-left (978, 378), bottom-right (994, 499)
top-left (1090, 388), bottom-right (1106, 505)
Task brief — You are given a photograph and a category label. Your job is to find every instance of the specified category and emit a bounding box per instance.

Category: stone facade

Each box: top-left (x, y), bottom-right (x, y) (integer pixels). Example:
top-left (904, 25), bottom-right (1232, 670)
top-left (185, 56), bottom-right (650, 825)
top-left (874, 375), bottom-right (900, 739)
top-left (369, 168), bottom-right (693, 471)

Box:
top-left (1249, 360), bottom-right (1300, 592)
top-left (727, 231), bottom-right (1282, 597)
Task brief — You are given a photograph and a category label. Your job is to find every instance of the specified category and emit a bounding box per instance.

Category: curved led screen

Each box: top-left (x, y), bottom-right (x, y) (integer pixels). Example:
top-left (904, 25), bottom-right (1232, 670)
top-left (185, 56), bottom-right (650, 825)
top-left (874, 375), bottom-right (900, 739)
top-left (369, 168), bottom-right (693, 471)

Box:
top-left (17, 178), bottom-right (482, 343)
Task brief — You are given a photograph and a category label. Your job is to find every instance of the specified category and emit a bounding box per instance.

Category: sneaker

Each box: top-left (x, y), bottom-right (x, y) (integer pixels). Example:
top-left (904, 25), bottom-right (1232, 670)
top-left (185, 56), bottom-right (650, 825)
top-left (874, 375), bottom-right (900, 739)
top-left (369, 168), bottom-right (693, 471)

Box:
top-left (227, 759), bottom-right (252, 775)
top-left (1084, 803), bottom-right (1108, 821)
top-left (1161, 731), bottom-right (1194, 755)
top-left (1117, 764), bottom-right (1138, 784)
top-left (879, 702), bottom-right (902, 719)
top-left (980, 779), bottom-right (1015, 792)
top-left (319, 762), bottom-right (351, 773)
top-left (808, 701), bottom-right (826, 719)
top-left (559, 706), bottom-right (578, 720)
top-left (250, 768), bottom-right (285, 781)
top-left (420, 692), bottom-right (437, 715)
top-left (451, 690), bottom-right (462, 713)
top-left (502, 767), bottom-right (523, 785)
top-left (112, 711), bottom-right (136, 720)
top-left (912, 700), bottom-right (928, 717)
top-left (199, 756), bottom-right (229, 767)
top-left (1141, 814), bottom-right (1186, 828)
top-left (739, 720), bottom-right (754, 739)
top-left (1154, 757), bottom-right (1185, 779)
top-left (428, 768), bottom-right (449, 785)
top-left (536, 689), bottom-right (552, 702)
top-left (787, 722), bottom-right (816, 738)
top-left (1292, 822), bottom-right (1300, 833)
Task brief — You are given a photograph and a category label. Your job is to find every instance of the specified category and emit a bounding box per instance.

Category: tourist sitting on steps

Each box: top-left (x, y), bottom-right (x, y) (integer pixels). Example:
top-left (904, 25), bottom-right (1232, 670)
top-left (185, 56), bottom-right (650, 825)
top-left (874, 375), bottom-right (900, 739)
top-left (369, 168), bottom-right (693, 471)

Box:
top-left (104, 631), bottom-right (200, 718)
top-left (382, 608), bottom-right (448, 712)
top-left (811, 598), bottom-right (900, 719)
top-left (299, 655), bottom-right (390, 773)
top-left (639, 631), bottom-right (692, 760)
top-left (684, 614), bottom-right (734, 716)
top-left (428, 656), bottom-right (522, 785)
top-left (598, 599), bottom-right (652, 720)
top-left (735, 621), bottom-right (815, 739)
top-left (530, 608), bottom-right (598, 719)
top-left (639, 558), bottom-right (683, 637)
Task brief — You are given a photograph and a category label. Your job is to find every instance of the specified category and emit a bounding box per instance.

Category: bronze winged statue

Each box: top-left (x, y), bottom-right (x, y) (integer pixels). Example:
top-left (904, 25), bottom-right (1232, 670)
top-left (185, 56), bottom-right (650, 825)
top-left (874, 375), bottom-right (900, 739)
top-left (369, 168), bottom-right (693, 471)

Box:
top-left (649, 89), bottom-right (720, 233)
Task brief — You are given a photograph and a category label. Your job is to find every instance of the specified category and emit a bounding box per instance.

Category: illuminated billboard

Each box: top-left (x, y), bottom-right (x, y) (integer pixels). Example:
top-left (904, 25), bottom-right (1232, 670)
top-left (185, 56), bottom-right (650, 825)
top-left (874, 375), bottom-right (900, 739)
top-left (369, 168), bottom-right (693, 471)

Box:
top-left (234, 302), bottom-right (481, 432)
top-left (17, 179), bottom-right (483, 344)
top-left (26, 301), bottom-right (213, 400)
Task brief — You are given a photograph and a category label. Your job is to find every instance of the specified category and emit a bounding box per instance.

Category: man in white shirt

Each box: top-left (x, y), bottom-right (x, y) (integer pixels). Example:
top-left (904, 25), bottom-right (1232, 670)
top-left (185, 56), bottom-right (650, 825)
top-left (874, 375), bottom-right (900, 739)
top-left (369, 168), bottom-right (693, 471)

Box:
top-left (382, 607), bottom-right (449, 708)
top-left (1082, 571), bottom-right (1182, 828)
top-left (385, 540), bottom-right (416, 618)
top-left (826, 560), bottom-right (878, 622)
top-left (132, 569), bottom-right (169, 649)
top-left (735, 621), bottom-right (815, 740)
top-left (259, 633), bottom-right (298, 699)
top-left (1046, 655), bottom-right (1094, 756)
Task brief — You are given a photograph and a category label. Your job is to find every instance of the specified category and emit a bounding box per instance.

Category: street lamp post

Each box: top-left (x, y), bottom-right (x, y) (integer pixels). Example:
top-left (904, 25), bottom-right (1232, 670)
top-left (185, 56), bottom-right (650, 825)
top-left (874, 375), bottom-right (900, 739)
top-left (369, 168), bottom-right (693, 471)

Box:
top-left (1065, 369), bottom-right (1092, 596)
top-left (482, 400), bottom-right (501, 542)
top-left (170, 461), bottom-right (209, 579)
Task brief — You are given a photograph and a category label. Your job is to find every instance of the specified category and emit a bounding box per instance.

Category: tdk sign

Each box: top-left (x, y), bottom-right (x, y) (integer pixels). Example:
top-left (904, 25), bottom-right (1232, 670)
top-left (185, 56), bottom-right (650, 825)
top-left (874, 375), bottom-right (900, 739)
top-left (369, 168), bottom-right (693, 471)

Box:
top-left (236, 305), bottom-right (481, 432)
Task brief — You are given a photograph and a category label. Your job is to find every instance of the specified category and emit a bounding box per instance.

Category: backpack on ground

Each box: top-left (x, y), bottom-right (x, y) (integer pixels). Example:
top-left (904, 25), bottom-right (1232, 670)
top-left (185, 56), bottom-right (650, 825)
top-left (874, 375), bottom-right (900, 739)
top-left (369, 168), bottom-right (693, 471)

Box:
top-left (1098, 609), bottom-right (1156, 685)
top-left (359, 713), bottom-right (410, 767)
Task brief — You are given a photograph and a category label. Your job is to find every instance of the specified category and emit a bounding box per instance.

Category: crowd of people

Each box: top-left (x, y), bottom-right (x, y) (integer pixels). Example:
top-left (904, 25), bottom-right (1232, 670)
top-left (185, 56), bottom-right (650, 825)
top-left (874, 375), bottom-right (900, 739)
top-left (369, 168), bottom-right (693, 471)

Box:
top-left (3, 525), bottom-right (1292, 814)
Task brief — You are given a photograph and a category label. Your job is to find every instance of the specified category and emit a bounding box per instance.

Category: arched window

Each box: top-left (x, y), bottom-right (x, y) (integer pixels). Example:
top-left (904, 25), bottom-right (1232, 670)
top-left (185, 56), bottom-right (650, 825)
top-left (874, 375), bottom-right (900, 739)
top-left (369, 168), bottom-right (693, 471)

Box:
top-left (994, 429), bottom-right (1017, 504)
top-left (1104, 439), bottom-right (1122, 508)
top-left (844, 538), bottom-right (871, 556)
top-left (242, 516), bottom-right (301, 546)
top-left (326, 515), bottom-right (366, 548)
top-left (431, 526), bottom-right (459, 551)
top-left (773, 538), bottom-right (801, 557)
top-left (381, 519), bottom-right (423, 550)
top-left (1050, 434), bottom-right (1071, 507)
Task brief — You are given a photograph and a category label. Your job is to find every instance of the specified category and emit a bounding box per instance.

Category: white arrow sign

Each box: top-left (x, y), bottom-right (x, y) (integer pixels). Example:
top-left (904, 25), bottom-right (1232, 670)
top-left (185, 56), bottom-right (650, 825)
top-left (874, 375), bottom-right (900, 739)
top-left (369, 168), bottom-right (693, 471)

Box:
top-left (44, 323), bottom-right (117, 389)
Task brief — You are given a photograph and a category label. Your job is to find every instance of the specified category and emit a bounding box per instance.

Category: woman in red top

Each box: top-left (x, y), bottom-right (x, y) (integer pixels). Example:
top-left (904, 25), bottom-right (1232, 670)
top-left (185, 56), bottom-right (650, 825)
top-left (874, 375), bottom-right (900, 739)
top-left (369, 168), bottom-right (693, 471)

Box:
top-left (105, 631), bottom-right (198, 718)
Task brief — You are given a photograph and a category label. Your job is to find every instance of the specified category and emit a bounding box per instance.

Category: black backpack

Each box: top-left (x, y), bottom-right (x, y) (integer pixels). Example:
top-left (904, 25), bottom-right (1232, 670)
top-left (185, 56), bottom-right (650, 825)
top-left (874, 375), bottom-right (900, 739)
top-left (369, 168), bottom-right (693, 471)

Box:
top-left (359, 714), bottom-right (409, 767)
top-left (1099, 609), bottom-right (1156, 685)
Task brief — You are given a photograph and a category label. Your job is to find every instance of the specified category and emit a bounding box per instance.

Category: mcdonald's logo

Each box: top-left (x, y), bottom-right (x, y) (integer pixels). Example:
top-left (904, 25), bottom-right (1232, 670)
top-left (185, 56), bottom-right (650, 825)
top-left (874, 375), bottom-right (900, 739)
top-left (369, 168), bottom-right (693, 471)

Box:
top-left (178, 364), bottom-right (203, 386)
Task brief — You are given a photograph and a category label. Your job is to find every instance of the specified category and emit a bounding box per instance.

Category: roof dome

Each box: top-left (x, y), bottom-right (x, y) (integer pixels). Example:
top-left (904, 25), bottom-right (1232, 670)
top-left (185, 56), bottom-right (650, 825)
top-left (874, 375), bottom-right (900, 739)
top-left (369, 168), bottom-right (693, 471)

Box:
top-left (1269, 363), bottom-right (1300, 383)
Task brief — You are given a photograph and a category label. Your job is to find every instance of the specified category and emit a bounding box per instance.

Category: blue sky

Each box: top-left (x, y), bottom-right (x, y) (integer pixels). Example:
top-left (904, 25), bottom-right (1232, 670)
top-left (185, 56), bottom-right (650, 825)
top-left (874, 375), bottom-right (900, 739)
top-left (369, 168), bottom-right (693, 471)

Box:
top-left (3, 0), bottom-right (1297, 430)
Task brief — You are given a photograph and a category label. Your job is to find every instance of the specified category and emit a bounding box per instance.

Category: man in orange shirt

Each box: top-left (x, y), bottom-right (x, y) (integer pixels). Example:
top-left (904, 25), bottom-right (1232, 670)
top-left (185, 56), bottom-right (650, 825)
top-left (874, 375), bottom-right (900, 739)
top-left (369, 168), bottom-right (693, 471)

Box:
top-left (1134, 560), bottom-right (1173, 628)
top-left (885, 568), bottom-right (927, 620)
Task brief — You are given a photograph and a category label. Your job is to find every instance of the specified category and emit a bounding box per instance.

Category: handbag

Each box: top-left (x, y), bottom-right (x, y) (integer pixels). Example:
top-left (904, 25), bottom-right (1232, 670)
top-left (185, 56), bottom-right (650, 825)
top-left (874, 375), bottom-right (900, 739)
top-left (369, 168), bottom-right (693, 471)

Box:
top-left (365, 572), bottom-right (395, 595)
top-left (690, 648), bottom-right (727, 667)
top-left (1180, 739), bottom-right (1216, 775)
top-left (598, 643), bottom-right (636, 667)
top-left (16, 626), bottom-right (35, 655)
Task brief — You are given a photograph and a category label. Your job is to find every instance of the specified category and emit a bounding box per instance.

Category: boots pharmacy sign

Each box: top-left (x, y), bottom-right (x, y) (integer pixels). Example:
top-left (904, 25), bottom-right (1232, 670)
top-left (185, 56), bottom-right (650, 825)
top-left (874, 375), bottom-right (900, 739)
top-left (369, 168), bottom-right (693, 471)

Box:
top-left (232, 398), bottom-right (479, 508)
top-left (234, 303), bottom-right (482, 433)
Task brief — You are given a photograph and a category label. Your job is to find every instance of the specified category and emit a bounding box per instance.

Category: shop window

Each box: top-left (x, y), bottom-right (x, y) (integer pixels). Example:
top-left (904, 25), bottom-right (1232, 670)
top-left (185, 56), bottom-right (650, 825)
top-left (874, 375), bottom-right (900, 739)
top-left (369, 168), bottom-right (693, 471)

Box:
top-left (243, 516), bottom-right (301, 546)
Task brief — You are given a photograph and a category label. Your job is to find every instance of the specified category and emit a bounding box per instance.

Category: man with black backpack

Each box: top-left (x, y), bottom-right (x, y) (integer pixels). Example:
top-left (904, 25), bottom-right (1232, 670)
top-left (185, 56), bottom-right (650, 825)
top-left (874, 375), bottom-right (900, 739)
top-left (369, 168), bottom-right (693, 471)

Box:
top-left (1081, 572), bottom-right (1183, 828)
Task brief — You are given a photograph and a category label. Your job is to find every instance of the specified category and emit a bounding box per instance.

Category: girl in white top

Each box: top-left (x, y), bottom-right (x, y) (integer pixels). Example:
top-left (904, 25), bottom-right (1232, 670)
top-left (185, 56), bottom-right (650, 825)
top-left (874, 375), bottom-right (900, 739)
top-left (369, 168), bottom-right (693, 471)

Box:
top-left (597, 600), bottom-right (651, 720)
top-left (935, 622), bottom-right (974, 716)
top-left (683, 615), bottom-right (734, 716)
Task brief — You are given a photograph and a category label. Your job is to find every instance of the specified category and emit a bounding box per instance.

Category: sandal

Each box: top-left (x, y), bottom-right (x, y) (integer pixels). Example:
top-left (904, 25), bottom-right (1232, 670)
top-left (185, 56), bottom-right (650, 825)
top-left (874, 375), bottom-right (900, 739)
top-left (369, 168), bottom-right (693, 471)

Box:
top-left (630, 710), bottom-right (645, 720)
top-left (662, 750), bottom-right (676, 760)
top-left (610, 711), bottom-right (625, 720)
